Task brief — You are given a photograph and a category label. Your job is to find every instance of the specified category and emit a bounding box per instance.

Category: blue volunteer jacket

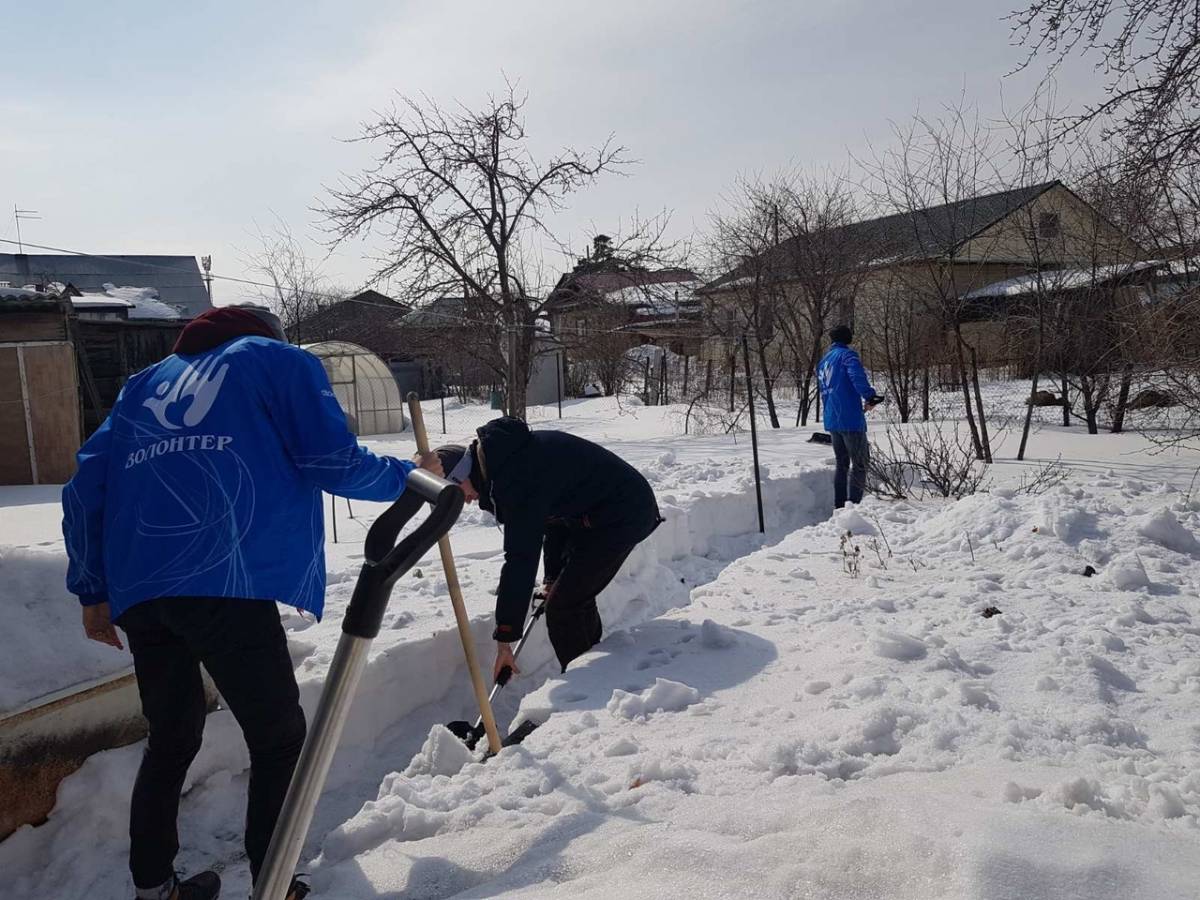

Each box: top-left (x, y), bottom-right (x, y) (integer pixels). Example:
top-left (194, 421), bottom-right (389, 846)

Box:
top-left (62, 336), bottom-right (414, 621)
top-left (816, 343), bottom-right (876, 432)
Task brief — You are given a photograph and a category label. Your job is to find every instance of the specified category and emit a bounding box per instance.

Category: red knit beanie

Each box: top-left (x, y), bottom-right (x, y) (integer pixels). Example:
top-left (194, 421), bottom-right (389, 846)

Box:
top-left (173, 307), bottom-right (281, 355)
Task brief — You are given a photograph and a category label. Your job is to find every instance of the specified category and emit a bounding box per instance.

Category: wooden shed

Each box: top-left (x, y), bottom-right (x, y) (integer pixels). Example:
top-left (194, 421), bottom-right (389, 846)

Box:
top-left (73, 318), bottom-right (185, 435)
top-left (0, 290), bottom-right (81, 485)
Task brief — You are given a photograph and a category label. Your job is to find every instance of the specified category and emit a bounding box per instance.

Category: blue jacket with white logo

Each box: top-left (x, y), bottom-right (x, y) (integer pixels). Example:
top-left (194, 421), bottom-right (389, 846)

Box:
top-left (62, 336), bottom-right (414, 622)
top-left (816, 343), bottom-right (877, 432)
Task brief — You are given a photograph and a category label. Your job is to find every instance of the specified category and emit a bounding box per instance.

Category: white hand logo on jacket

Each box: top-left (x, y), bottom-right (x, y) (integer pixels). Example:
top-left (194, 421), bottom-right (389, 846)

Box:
top-left (143, 356), bottom-right (230, 430)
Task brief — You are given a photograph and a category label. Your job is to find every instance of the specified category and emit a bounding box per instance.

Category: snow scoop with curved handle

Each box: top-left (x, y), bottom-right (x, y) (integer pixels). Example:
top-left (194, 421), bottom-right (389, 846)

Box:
top-left (253, 469), bottom-right (464, 900)
top-left (446, 591), bottom-right (547, 751)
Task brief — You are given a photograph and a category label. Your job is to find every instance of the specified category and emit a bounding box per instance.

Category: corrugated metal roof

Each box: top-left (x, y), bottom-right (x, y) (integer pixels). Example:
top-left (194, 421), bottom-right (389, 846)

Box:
top-left (0, 254), bottom-right (212, 318)
top-left (0, 288), bottom-right (68, 314)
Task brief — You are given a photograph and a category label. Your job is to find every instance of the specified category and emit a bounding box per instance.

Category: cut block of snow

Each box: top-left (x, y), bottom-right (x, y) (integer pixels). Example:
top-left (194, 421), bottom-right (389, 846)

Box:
top-left (604, 737), bottom-right (640, 757)
top-left (804, 680), bottom-right (831, 695)
top-left (1088, 654), bottom-right (1138, 693)
top-left (835, 508), bottom-right (877, 536)
top-left (1003, 781), bottom-right (1042, 803)
top-left (403, 725), bottom-right (475, 778)
top-left (1106, 554), bottom-right (1150, 590)
top-left (1036, 675), bottom-right (1059, 692)
top-left (607, 678), bottom-right (701, 720)
top-left (871, 631), bottom-right (928, 662)
top-left (628, 756), bottom-right (698, 790)
top-left (958, 681), bottom-right (999, 711)
top-left (699, 619), bottom-right (737, 649)
top-left (1136, 508), bottom-right (1200, 555)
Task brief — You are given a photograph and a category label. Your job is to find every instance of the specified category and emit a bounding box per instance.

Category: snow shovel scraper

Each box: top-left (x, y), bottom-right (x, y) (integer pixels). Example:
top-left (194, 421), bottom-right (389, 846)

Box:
top-left (252, 469), bottom-right (464, 900)
top-left (446, 591), bottom-right (548, 751)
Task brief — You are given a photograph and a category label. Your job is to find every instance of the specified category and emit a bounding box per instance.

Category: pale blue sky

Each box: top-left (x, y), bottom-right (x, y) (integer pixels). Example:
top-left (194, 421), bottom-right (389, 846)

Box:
top-left (2, 1), bottom-right (1098, 302)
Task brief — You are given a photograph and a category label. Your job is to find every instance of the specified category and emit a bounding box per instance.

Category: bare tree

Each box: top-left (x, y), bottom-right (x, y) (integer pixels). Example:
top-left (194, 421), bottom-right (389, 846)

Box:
top-left (322, 85), bottom-right (631, 419)
top-left (704, 176), bottom-right (788, 428)
top-left (773, 171), bottom-right (876, 426)
top-left (242, 219), bottom-right (330, 345)
top-left (1010, 0), bottom-right (1200, 172)
top-left (861, 101), bottom-right (1006, 462)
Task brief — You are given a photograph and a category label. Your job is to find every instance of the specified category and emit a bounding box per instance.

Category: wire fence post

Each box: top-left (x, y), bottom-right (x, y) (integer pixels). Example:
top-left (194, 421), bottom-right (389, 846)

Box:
top-left (682, 355), bottom-right (690, 397)
top-left (329, 493), bottom-right (338, 544)
top-left (643, 357), bottom-right (652, 406)
top-left (741, 335), bottom-right (765, 535)
top-left (659, 354), bottom-right (668, 405)
top-left (440, 393), bottom-right (447, 434)
top-left (704, 358), bottom-right (713, 398)
top-left (556, 350), bottom-right (563, 419)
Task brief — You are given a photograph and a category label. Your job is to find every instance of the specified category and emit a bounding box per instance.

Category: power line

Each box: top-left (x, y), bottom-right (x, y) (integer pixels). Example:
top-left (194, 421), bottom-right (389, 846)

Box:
top-left (0, 236), bottom-right (716, 341)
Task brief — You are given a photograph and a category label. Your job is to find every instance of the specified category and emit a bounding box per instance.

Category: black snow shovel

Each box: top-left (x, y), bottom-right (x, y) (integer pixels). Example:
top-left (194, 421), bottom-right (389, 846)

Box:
top-left (446, 592), bottom-right (548, 751)
top-left (252, 469), bottom-right (464, 900)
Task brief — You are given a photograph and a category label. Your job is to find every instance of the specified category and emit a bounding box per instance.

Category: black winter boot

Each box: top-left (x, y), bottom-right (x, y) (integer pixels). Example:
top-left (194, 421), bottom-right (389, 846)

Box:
top-left (133, 871), bottom-right (220, 900)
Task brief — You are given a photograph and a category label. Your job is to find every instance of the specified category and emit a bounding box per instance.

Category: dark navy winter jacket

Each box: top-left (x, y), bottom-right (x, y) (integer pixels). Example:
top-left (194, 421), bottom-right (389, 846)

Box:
top-left (817, 343), bottom-right (877, 432)
top-left (62, 336), bottom-right (414, 622)
top-left (473, 417), bottom-right (660, 640)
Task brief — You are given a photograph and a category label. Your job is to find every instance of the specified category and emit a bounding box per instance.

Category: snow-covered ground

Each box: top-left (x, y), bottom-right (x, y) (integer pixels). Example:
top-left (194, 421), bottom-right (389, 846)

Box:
top-left (4, 389), bottom-right (1200, 898)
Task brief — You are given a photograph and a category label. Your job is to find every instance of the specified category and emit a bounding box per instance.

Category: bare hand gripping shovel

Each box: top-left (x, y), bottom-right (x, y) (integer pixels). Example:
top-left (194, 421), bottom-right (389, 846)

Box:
top-left (252, 469), bottom-right (464, 900)
top-left (446, 592), bottom-right (547, 751)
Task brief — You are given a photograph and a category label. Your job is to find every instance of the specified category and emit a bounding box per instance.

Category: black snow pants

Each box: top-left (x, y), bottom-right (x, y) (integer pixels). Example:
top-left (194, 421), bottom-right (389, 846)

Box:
top-left (542, 515), bottom-right (662, 670)
top-left (117, 597), bottom-right (307, 890)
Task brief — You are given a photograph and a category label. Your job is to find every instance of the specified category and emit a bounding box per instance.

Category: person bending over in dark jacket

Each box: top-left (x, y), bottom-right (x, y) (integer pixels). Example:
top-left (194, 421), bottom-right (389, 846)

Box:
top-left (436, 418), bottom-right (662, 679)
top-left (63, 305), bottom-right (441, 900)
top-left (816, 324), bottom-right (884, 509)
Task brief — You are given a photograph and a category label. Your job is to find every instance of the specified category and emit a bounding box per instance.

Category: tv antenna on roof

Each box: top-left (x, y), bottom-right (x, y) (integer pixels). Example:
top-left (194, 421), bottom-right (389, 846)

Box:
top-left (13, 206), bottom-right (40, 254)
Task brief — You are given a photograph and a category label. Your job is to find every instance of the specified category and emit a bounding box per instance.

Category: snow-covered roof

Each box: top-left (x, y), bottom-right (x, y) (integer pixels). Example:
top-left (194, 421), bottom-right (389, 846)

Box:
top-left (603, 279), bottom-right (703, 318)
top-left (72, 283), bottom-right (183, 319)
top-left (70, 296), bottom-right (134, 309)
top-left (963, 261), bottom-right (1163, 300)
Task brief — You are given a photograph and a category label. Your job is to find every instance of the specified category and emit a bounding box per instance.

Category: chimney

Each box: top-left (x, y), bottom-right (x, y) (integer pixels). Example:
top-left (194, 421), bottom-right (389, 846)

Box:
top-left (592, 234), bottom-right (612, 259)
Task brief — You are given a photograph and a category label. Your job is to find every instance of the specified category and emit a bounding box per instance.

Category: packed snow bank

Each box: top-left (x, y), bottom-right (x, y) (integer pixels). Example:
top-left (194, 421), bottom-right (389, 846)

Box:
top-left (0, 546), bottom-right (129, 713)
top-left (309, 478), bottom-right (1200, 898)
top-left (0, 441), bottom-right (830, 900)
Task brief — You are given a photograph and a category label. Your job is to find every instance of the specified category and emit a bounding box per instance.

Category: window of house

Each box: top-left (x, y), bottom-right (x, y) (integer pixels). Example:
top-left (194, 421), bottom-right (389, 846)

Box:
top-left (1038, 212), bottom-right (1061, 239)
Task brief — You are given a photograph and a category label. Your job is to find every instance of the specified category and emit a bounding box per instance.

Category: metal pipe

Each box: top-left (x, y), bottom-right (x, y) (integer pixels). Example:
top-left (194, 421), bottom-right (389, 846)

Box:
top-left (252, 633), bottom-right (370, 900)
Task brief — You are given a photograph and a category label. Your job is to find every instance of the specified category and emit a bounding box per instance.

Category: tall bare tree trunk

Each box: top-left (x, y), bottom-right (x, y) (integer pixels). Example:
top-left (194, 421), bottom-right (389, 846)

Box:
top-left (1111, 365), bottom-right (1134, 433)
top-left (1061, 372), bottom-right (1070, 427)
top-left (1017, 370), bottom-right (1040, 461)
top-left (922, 363), bottom-right (930, 421)
top-left (953, 329), bottom-right (985, 459)
top-left (756, 338), bottom-right (780, 428)
top-left (969, 345), bottom-right (993, 464)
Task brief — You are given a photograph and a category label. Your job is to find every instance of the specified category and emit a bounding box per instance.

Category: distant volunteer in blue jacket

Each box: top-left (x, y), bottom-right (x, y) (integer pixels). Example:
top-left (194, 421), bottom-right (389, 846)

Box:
top-left (816, 324), bottom-right (884, 509)
top-left (63, 305), bottom-right (440, 900)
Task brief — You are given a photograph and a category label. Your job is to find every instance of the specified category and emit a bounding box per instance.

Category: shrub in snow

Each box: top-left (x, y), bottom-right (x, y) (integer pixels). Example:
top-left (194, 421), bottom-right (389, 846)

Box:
top-left (868, 422), bottom-right (986, 500)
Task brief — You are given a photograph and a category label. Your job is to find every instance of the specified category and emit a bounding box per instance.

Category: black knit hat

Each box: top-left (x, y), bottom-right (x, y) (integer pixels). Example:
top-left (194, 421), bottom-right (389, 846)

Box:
top-left (434, 443), bottom-right (485, 493)
top-left (829, 324), bottom-right (854, 345)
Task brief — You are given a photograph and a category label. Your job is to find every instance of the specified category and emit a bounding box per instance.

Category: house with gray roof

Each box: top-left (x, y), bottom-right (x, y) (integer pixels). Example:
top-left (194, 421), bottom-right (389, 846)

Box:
top-left (0, 254), bottom-right (212, 318)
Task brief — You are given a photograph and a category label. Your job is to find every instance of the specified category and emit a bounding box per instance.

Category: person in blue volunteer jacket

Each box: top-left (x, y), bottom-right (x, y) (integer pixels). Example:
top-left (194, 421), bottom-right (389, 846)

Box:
top-left (63, 305), bottom-right (440, 900)
top-left (816, 324), bottom-right (884, 509)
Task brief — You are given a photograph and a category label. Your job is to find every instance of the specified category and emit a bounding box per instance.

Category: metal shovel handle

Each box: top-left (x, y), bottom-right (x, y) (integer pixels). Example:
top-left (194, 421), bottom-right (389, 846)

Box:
top-left (253, 470), bottom-right (463, 900)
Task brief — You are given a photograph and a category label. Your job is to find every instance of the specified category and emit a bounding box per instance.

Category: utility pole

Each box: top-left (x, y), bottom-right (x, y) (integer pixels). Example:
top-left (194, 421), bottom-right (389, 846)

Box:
top-left (201, 255), bottom-right (213, 302)
top-left (14, 206), bottom-right (40, 254)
